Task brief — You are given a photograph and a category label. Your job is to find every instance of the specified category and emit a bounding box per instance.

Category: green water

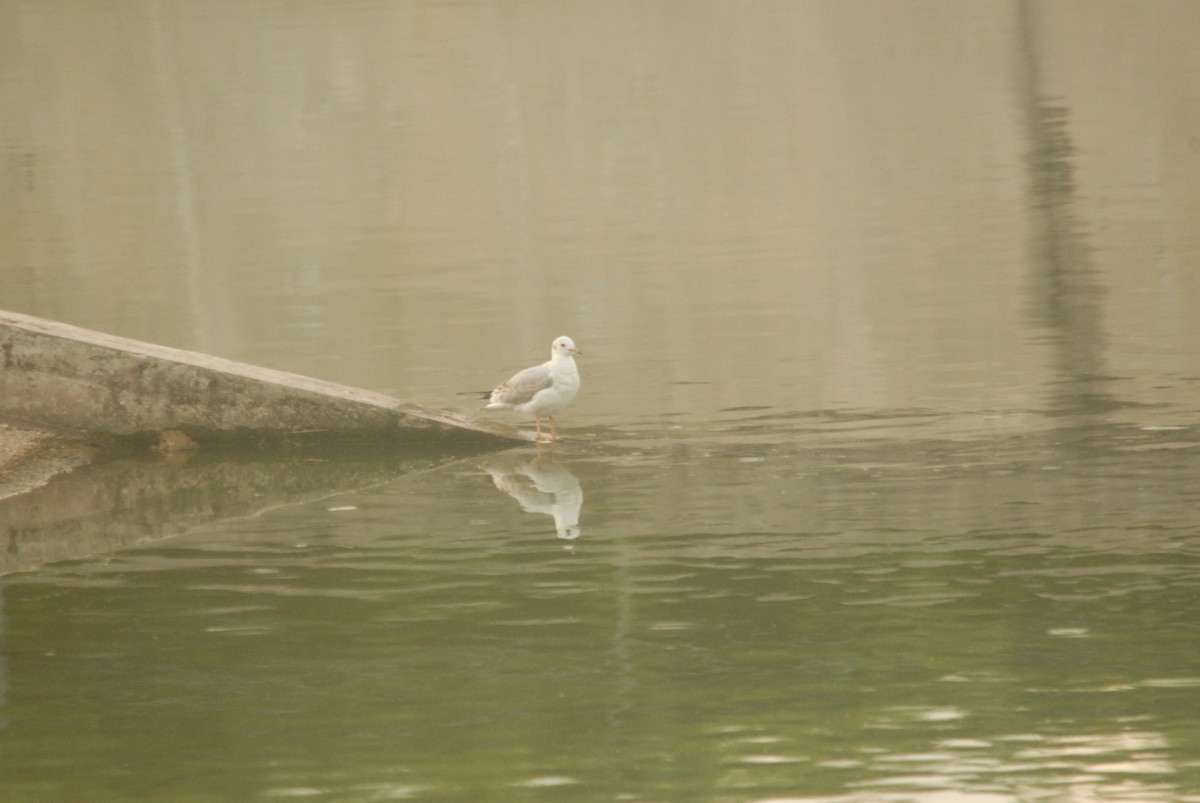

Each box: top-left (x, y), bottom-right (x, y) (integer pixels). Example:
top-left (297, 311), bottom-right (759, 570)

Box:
top-left (4, 421), bottom-right (1200, 801)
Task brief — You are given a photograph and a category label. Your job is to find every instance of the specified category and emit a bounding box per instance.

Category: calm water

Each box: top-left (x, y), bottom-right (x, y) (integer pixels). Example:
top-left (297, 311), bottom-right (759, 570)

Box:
top-left (4, 1), bottom-right (1200, 801)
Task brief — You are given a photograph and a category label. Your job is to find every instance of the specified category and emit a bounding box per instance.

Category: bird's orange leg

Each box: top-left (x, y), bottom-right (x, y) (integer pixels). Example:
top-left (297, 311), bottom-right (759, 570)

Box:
top-left (534, 411), bottom-right (543, 443)
top-left (549, 416), bottom-right (558, 444)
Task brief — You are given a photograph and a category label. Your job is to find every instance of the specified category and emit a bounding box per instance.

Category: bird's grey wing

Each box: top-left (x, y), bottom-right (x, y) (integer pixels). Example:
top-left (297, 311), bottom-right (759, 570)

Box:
top-left (490, 362), bottom-right (554, 406)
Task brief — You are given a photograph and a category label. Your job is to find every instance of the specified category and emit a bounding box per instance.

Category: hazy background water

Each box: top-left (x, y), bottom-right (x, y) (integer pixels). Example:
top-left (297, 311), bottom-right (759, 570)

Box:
top-left (3, 1), bottom-right (1200, 801)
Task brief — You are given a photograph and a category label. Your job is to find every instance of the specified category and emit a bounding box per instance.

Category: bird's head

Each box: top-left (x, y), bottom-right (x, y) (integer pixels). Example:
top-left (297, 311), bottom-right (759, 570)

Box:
top-left (552, 336), bottom-right (582, 357)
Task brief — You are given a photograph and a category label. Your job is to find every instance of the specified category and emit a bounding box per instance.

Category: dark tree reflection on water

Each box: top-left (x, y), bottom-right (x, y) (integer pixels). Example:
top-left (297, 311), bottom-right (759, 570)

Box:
top-left (1018, 0), bottom-right (1115, 424)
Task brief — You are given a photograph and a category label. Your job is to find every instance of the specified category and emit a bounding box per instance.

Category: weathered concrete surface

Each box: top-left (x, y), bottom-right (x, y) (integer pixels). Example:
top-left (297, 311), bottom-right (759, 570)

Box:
top-left (0, 422), bottom-right (94, 502)
top-left (0, 309), bottom-right (529, 448)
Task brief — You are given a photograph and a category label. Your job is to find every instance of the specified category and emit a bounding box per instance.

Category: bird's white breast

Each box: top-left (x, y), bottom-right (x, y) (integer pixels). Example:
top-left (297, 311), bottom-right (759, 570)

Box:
top-left (525, 357), bottom-right (579, 413)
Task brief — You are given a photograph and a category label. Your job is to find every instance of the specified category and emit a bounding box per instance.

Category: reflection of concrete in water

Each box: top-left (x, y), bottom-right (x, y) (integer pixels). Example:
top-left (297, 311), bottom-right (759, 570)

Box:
top-left (0, 452), bottom-right (451, 576)
top-left (481, 454), bottom-right (583, 540)
top-left (1016, 1), bottom-right (1116, 419)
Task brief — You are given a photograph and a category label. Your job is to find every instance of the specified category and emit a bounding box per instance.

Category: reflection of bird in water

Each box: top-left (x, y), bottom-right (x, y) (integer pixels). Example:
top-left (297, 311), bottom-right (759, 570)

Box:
top-left (480, 336), bottom-right (581, 444)
top-left (483, 456), bottom-right (583, 540)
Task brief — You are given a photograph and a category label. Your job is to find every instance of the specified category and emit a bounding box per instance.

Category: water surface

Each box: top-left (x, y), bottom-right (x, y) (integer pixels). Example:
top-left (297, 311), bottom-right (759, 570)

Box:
top-left (3, 1), bottom-right (1200, 801)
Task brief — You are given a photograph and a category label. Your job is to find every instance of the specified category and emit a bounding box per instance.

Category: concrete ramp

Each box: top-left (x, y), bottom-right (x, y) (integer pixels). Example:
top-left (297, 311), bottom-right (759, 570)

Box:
top-left (0, 309), bottom-right (528, 449)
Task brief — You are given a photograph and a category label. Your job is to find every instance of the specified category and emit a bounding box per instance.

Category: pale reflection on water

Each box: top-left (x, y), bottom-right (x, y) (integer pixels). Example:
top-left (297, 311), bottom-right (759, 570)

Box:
top-left (4, 0), bottom-right (1200, 800)
top-left (482, 454), bottom-right (584, 541)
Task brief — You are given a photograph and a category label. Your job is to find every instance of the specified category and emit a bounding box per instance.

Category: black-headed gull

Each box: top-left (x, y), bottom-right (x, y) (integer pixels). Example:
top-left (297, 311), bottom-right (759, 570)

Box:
top-left (483, 336), bottom-right (581, 443)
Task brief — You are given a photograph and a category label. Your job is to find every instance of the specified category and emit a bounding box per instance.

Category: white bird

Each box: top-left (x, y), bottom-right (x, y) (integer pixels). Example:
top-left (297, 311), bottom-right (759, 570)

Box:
top-left (483, 336), bottom-right (582, 444)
